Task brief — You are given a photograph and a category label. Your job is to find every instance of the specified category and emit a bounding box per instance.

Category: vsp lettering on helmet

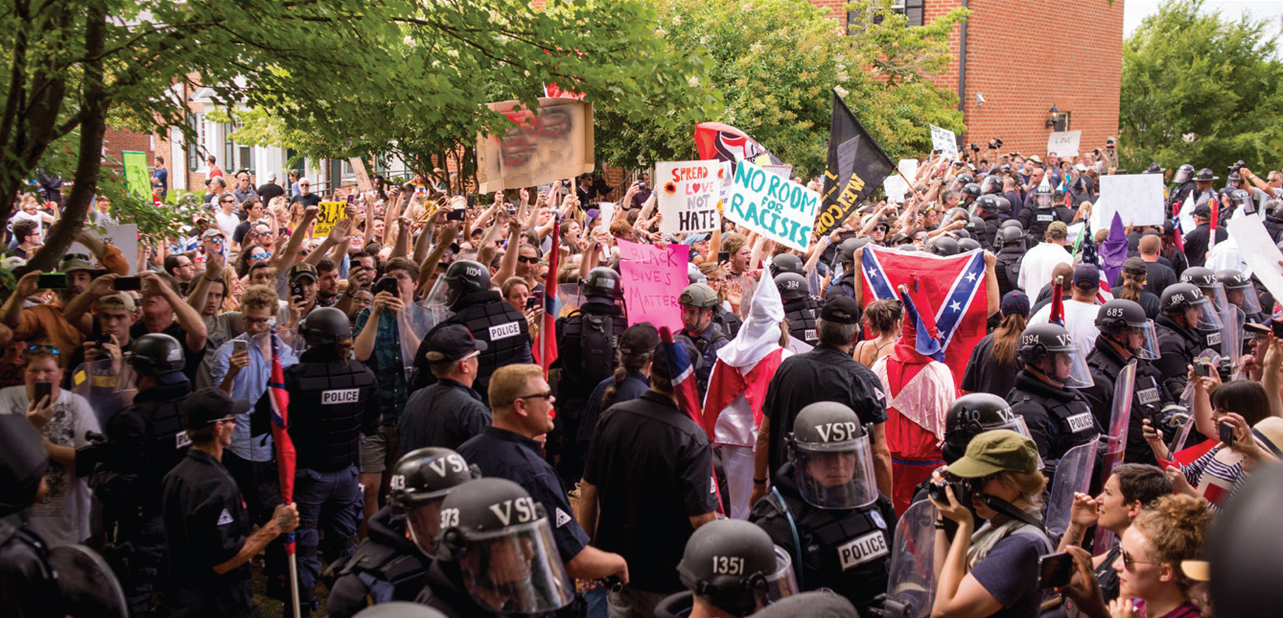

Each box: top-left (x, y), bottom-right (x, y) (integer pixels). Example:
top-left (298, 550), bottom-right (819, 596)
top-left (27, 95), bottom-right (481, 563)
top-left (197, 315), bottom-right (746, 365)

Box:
top-left (486, 496), bottom-right (538, 527)
top-left (813, 422), bottom-right (860, 443)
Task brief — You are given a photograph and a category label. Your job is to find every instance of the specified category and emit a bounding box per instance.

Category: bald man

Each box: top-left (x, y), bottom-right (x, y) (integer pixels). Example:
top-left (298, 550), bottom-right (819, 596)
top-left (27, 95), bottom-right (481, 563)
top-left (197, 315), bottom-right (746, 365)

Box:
top-left (1115, 234), bottom-right (1177, 297)
top-left (1029, 262), bottom-right (1077, 317)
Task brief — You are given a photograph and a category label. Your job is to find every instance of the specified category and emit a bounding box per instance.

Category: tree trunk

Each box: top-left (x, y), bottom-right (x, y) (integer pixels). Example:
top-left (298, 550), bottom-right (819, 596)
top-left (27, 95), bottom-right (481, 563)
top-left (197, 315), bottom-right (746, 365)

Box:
top-left (26, 8), bottom-right (107, 274)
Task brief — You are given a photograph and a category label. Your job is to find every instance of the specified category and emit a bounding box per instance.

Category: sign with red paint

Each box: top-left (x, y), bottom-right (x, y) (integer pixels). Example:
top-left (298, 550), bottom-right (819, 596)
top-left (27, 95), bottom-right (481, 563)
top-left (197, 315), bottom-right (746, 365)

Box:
top-left (656, 160), bottom-right (727, 234)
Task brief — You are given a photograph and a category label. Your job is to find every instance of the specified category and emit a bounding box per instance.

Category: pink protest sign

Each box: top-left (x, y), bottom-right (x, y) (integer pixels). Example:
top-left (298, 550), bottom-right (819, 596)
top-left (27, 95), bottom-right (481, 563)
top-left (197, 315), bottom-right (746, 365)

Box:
top-left (617, 239), bottom-right (688, 332)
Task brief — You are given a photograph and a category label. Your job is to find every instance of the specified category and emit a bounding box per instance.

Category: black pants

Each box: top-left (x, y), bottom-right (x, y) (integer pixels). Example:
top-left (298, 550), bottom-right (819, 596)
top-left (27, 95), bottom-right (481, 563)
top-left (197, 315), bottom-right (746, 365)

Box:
top-left (222, 451), bottom-right (286, 581)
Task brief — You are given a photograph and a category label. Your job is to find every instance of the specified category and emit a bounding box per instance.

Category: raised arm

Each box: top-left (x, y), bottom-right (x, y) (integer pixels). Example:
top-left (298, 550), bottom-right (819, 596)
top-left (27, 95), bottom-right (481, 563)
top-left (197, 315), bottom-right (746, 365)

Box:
top-left (270, 204), bottom-right (319, 271)
top-left (143, 272), bottom-right (207, 352)
top-left (984, 250), bottom-right (1000, 317)
top-left (493, 218), bottom-right (524, 284)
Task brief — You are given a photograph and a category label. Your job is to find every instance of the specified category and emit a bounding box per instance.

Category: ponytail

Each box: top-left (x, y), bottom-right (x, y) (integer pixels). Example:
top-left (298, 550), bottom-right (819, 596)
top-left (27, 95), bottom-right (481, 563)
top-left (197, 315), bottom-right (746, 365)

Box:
top-left (992, 312), bottom-right (1028, 365)
top-left (602, 349), bottom-right (653, 410)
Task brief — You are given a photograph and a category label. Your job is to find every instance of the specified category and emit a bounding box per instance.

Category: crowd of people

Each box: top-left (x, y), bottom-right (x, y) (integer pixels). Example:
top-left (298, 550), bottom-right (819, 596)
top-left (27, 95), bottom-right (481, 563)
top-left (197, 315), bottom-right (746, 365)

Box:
top-left (2, 137), bottom-right (1283, 618)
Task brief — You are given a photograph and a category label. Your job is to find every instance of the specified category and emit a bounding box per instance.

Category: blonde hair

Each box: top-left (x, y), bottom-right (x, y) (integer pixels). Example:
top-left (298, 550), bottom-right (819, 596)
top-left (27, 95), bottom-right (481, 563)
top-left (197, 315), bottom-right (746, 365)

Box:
top-left (1132, 494), bottom-right (1211, 594)
top-left (999, 470), bottom-right (1048, 510)
top-left (488, 364), bottom-right (544, 416)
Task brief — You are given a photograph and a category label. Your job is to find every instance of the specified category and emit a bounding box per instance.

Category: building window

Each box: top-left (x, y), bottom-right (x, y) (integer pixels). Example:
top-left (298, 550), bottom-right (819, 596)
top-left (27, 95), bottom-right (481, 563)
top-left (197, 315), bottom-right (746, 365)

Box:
top-left (847, 0), bottom-right (923, 34)
top-left (1053, 112), bottom-right (1071, 132)
top-left (186, 113), bottom-right (202, 172)
top-left (224, 124), bottom-right (236, 174)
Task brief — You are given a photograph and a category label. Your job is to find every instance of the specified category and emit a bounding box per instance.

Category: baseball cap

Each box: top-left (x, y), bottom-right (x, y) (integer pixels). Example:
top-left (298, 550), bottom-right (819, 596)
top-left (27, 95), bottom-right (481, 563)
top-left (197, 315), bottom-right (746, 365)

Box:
top-left (1046, 221), bottom-right (1069, 240)
top-left (421, 323), bottom-right (487, 364)
top-left (820, 296), bottom-right (861, 325)
top-left (651, 338), bottom-right (702, 380)
top-left (681, 233), bottom-right (709, 246)
top-left (947, 429), bottom-right (1039, 478)
top-left (1028, 155), bottom-right (1043, 164)
top-left (181, 387), bottom-right (250, 429)
top-left (267, 171), bottom-right (277, 181)
top-left (619, 323), bottom-right (660, 356)
top-left (59, 254), bottom-right (100, 274)
top-left (1194, 204), bottom-right (1211, 218)
top-left (1123, 257), bottom-right (1148, 277)
top-left (201, 228), bottom-right (225, 240)
top-left (1073, 264), bottom-right (1100, 290)
top-left (288, 262), bottom-right (318, 283)
top-left (97, 293), bottom-right (136, 313)
top-left (1000, 291), bottom-right (1030, 318)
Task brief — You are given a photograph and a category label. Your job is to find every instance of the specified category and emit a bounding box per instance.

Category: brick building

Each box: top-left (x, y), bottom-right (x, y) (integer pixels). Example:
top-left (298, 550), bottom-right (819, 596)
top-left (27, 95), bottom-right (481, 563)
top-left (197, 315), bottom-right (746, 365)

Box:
top-left (815, 0), bottom-right (1124, 162)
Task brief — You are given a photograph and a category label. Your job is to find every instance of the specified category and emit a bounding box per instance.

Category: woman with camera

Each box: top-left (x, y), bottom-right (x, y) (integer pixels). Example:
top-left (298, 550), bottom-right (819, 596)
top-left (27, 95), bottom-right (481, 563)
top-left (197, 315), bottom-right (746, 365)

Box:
top-left (929, 429), bottom-right (1051, 618)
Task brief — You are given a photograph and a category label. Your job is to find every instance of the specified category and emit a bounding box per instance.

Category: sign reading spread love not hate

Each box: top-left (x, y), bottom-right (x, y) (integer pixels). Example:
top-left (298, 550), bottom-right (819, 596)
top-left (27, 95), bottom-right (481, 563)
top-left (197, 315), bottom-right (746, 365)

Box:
top-left (656, 161), bottom-right (725, 234)
top-left (617, 239), bottom-right (687, 332)
top-left (725, 160), bottom-right (820, 251)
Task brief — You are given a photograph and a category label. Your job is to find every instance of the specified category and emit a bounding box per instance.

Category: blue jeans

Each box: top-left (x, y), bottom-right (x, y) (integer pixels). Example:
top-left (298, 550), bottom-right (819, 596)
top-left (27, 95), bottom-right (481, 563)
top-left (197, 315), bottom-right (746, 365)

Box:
top-left (117, 513), bottom-right (165, 616)
top-left (294, 465), bottom-right (363, 611)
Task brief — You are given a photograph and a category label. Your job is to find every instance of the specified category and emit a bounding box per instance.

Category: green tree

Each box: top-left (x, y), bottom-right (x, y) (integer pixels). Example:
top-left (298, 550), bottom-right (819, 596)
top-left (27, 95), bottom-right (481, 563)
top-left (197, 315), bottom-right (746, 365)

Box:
top-left (594, 0), bottom-right (969, 177)
top-left (1118, 0), bottom-right (1283, 173)
top-left (0, 0), bottom-right (717, 272)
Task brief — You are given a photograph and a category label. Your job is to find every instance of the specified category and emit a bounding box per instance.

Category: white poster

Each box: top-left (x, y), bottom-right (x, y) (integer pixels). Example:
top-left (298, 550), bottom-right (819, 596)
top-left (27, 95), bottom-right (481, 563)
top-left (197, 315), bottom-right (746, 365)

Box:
top-left (883, 159), bottom-right (918, 203)
top-left (725, 160), bottom-right (820, 251)
top-left (1228, 216), bottom-right (1283, 306)
top-left (655, 161), bottom-right (722, 234)
top-left (930, 125), bottom-right (958, 159)
top-left (70, 223), bottom-right (139, 275)
top-left (1047, 131), bottom-right (1082, 158)
top-left (1089, 174), bottom-right (1167, 229)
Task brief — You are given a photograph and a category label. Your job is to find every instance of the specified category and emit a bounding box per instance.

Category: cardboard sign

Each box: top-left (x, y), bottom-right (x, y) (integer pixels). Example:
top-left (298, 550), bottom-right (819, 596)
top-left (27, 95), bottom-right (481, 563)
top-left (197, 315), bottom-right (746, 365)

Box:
top-left (313, 201), bottom-right (347, 236)
top-left (349, 157), bottom-right (373, 193)
top-left (930, 125), bottom-right (957, 159)
top-left (70, 223), bottom-right (139, 275)
top-left (617, 239), bottom-right (687, 332)
top-left (1047, 131), bottom-right (1082, 158)
top-left (724, 160), bottom-right (820, 251)
top-left (477, 97), bottom-right (594, 193)
top-left (656, 161), bottom-right (723, 234)
top-left (1090, 174), bottom-right (1167, 229)
top-left (1228, 216), bottom-right (1283, 308)
top-left (883, 159), bottom-right (919, 203)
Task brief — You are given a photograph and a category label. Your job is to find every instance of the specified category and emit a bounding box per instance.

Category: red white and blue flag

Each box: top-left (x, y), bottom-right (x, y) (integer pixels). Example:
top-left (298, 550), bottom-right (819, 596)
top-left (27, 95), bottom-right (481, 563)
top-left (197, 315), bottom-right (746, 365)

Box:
top-left (268, 328), bottom-right (296, 553)
top-left (659, 327), bottom-right (702, 422)
top-left (860, 245), bottom-right (989, 380)
top-left (537, 214), bottom-right (560, 375)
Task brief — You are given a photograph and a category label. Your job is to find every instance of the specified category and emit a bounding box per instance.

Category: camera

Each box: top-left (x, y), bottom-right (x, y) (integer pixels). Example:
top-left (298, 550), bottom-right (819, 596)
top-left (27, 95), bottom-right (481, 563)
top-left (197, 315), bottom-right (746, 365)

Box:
top-left (1193, 360), bottom-right (1212, 378)
top-left (374, 275), bottom-right (399, 296)
top-left (1229, 160), bottom-right (1247, 176)
top-left (988, 138), bottom-right (1003, 150)
top-left (969, 143), bottom-right (980, 152)
top-left (928, 473), bottom-right (974, 505)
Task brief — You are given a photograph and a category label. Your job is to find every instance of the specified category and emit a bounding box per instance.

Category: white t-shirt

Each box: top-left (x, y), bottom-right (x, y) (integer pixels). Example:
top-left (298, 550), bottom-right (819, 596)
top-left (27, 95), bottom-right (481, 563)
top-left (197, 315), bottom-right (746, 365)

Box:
top-left (215, 211), bottom-right (241, 242)
top-left (9, 210), bottom-right (43, 239)
top-left (0, 387), bottom-right (99, 546)
top-left (1017, 242), bottom-right (1074, 298)
top-left (1030, 298), bottom-right (1101, 358)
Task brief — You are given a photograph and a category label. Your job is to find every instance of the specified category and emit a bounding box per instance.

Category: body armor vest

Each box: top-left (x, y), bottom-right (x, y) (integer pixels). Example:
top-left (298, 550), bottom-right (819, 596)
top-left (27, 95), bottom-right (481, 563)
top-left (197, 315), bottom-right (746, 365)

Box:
top-left (287, 358), bottom-right (378, 472)
top-left (783, 297), bottom-right (819, 346)
top-left (449, 291), bottom-right (531, 402)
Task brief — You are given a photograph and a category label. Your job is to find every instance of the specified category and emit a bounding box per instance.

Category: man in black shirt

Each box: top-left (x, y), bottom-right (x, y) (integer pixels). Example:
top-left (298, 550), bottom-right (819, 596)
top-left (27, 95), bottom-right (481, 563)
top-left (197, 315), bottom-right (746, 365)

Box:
top-left (1182, 204), bottom-right (1226, 269)
top-left (753, 295), bottom-right (891, 506)
top-left (580, 341), bottom-right (718, 618)
top-left (400, 324), bottom-right (491, 452)
top-left (162, 388), bottom-right (297, 618)
top-left (289, 177), bottom-right (322, 209)
top-left (130, 272), bottom-right (208, 381)
top-left (257, 171), bottom-right (285, 206)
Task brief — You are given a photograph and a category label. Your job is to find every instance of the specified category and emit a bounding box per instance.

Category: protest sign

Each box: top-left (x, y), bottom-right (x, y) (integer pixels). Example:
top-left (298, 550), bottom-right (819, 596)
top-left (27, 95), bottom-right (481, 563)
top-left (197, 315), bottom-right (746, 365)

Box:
top-left (930, 125), bottom-right (958, 159)
top-left (656, 161), bottom-right (723, 234)
top-left (477, 97), bottom-right (594, 193)
top-left (883, 159), bottom-right (919, 203)
top-left (617, 239), bottom-right (687, 332)
top-left (1089, 174), bottom-right (1166, 229)
top-left (1047, 131), bottom-right (1082, 157)
top-left (725, 160), bottom-right (820, 251)
top-left (71, 223), bottom-right (139, 275)
top-left (1228, 216), bottom-right (1283, 306)
top-left (348, 157), bottom-right (374, 193)
top-left (121, 151), bottom-right (152, 202)
top-left (314, 201), bottom-right (347, 236)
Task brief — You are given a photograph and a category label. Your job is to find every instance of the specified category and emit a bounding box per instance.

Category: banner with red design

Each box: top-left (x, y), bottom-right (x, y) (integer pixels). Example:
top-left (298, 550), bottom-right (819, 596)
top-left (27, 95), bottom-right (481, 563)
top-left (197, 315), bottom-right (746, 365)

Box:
top-left (655, 160), bottom-right (727, 234)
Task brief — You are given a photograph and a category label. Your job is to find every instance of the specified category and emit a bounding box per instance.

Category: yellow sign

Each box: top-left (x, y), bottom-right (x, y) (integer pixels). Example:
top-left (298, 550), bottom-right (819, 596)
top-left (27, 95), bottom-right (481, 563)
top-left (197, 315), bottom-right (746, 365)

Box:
top-left (314, 201), bottom-right (347, 236)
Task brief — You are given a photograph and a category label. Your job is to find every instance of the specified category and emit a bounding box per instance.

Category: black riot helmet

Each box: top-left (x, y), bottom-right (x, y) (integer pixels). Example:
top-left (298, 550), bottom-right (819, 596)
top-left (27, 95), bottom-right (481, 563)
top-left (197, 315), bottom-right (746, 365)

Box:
top-left (582, 267), bottom-right (623, 300)
top-left (980, 175), bottom-right (1003, 195)
top-left (967, 216), bottom-right (985, 235)
top-left (1095, 299), bottom-right (1160, 359)
top-left (1179, 266), bottom-right (1217, 289)
top-left (958, 238), bottom-right (982, 252)
top-left (1160, 282), bottom-right (1204, 315)
top-left (770, 253), bottom-right (804, 277)
top-left (1217, 268), bottom-right (1263, 313)
top-left (299, 306), bottom-right (352, 346)
top-left (998, 226), bottom-right (1024, 245)
top-left (435, 478), bottom-right (574, 613)
top-left (928, 236), bottom-right (960, 256)
top-left (0, 413), bottom-right (49, 517)
top-left (389, 447), bottom-right (481, 555)
top-left (1017, 323), bottom-right (1093, 388)
top-left (975, 195), bottom-right (1000, 214)
top-left (955, 173), bottom-right (975, 186)
top-left (943, 394), bottom-right (1023, 463)
top-left (1034, 182), bottom-right (1054, 209)
top-left (838, 238), bottom-right (865, 265)
top-left (993, 195), bottom-right (1012, 215)
top-left (960, 183), bottom-right (982, 202)
top-left (1173, 163), bottom-right (1194, 185)
top-left (1230, 189), bottom-right (1253, 212)
top-left (999, 219), bottom-right (1024, 231)
top-left (676, 519), bottom-right (795, 617)
top-left (128, 333), bottom-right (186, 377)
top-left (774, 272), bottom-right (808, 301)
top-left (786, 402), bottom-right (877, 509)
top-left (442, 260), bottom-right (491, 308)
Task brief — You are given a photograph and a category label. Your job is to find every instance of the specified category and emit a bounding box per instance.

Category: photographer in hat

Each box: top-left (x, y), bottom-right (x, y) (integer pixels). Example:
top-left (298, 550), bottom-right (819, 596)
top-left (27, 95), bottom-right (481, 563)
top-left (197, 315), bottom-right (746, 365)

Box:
top-left (928, 429), bottom-right (1051, 618)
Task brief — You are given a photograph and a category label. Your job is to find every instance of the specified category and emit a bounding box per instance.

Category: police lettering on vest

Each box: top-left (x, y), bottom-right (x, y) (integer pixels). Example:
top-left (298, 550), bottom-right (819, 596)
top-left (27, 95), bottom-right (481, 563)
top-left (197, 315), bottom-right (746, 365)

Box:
top-left (838, 531), bottom-right (889, 570)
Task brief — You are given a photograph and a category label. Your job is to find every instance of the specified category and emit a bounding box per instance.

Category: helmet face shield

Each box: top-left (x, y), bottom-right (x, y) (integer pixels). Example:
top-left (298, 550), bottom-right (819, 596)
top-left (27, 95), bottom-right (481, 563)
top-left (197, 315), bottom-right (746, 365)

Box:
top-left (1189, 296), bottom-right (1224, 331)
top-left (1225, 285), bottom-right (1262, 314)
top-left (1129, 320), bottom-right (1161, 360)
top-left (406, 498), bottom-right (445, 555)
top-left (1198, 283), bottom-right (1230, 317)
top-left (455, 519), bottom-right (574, 614)
top-left (1174, 167), bottom-right (1192, 185)
top-left (1043, 347), bottom-right (1094, 389)
top-left (766, 546), bottom-right (799, 603)
top-left (793, 434), bottom-right (878, 509)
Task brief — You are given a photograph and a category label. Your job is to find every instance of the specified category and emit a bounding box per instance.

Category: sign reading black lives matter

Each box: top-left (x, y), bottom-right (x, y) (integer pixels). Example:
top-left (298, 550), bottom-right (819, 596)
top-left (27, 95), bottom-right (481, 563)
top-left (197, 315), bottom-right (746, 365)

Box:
top-left (656, 160), bottom-right (727, 234)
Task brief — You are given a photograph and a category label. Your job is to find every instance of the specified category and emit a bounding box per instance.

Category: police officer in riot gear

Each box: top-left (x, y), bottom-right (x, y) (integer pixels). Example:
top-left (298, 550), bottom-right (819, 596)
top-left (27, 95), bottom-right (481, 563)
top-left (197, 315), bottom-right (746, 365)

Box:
top-left (994, 226), bottom-right (1026, 300)
top-left (1083, 300), bottom-right (1172, 466)
top-left (825, 238), bottom-right (865, 302)
top-left (679, 283), bottom-right (729, 397)
top-left (1169, 163), bottom-right (1196, 207)
top-left (416, 478), bottom-right (576, 618)
top-left (1228, 188), bottom-right (1256, 217)
top-left (959, 183), bottom-right (981, 207)
top-left (430, 260), bottom-right (532, 403)
top-left (327, 448), bottom-right (479, 618)
top-left (973, 195), bottom-right (1002, 249)
top-left (749, 402), bottom-right (895, 616)
top-left (769, 254), bottom-right (804, 278)
top-left (1154, 283), bottom-right (1222, 396)
top-left (284, 307), bottom-right (380, 615)
top-left (980, 174), bottom-right (1003, 196)
top-left (655, 519), bottom-right (797, 618)
top-left (94, 332), bottom-right (193, 617)
top-left (927, 236), bottom-right (960, 256)
top-left (775, 272), bottom-right (818, 347)
top-left (1218, 269), bottom-right (1265, 350)
top-left (1007, 324), bottom-right (1101, 475)
top-left (553, 267), bottom-right (627, 487)
top-left (0, 413), bottom-right (61, 617)
top-left (1018, 182), bottom-right (1057, 247)
top-left (957, 238), bottom-right (981, 253)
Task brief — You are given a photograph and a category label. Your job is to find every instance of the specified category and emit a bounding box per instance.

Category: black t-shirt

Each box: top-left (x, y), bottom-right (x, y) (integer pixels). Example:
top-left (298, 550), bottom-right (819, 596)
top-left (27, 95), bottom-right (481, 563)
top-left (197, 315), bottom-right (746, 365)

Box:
top-left (232, 220), bottom-right (254, 245)
top-left (960, 333), bottom-right (1021, 398)
top-left (582, 390), bottom-right (717, 593)
top-left (968, 531), bottom-right (1047, 618)
top-left (762, 345), bottom-right (888, 474)
top-left (131, 321), bottom-right (206, 382)
top-left (290, 193), bottom-right (322, 209)
top-left (257, 182), bottom-right (285, 206)
top-left (399, 379), bottom-right (490, 451)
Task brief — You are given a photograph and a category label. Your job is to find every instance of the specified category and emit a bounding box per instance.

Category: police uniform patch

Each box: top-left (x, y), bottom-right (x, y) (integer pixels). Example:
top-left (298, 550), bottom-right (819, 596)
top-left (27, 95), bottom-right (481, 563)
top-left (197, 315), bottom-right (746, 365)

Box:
top-left (488, 321), bottom-right (522, 341)
top-left (1036, 214), bottom-right (1054, 223)
top-left (216, 508), bottom-right (234, 526)
top-left (555, 507), bottom-right (572, 528)
top-left (870, 509), bottom-right (887, 530)
top-left (321, 388), bottom-right (361, 405)
top-left (1137, 388), bottom-right (1160, 405)
top-left (175, 432), bottom-right (192, 449)
top-left (1066, 412), bottom-right (1094, 433)
top-left (837, 531), bottom-right (889, 570)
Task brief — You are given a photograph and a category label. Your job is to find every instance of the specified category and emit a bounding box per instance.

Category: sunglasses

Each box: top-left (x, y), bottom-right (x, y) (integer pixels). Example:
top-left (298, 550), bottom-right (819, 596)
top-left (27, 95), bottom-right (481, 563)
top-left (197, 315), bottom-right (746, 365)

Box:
top-left (1121, 549), bottom-right (1157, 570)
top-left (517, 256), bottom-right (540, 264)
top-left (207, 237), bottom-right (225, 244)
top-left (512, 390), bottom-right (552, 405)
top-left (250, 252), bottom-right (271, 260)
top-left (27, 344), bottom-right (60, 355)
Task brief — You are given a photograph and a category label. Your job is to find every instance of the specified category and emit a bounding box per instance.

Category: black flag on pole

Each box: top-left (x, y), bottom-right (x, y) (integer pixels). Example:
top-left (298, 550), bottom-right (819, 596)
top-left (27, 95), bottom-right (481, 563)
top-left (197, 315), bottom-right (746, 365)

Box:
top-left (817, 89), bottom-right (896, 236)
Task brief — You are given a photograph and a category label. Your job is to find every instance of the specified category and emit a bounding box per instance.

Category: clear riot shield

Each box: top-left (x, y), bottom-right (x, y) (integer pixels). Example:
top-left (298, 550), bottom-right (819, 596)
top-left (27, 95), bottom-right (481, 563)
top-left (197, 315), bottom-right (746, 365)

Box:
top-left (70, 358), bottom-right (137, 429)
top-left (556, 283), bottom-right (582, 319)
top-left (1170, 350), bottom-right (1222, 454)
top-left (396, 299), bottom-right (442, 386)
top-left (1093, 361), bottom-right (1137, 553)
top-left (883, 500), bottom-right (938, 618)
top-left (1221, 306), bottom-right (1244, 371)
top-left (1044, 441), bottom-right (1098, 538)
